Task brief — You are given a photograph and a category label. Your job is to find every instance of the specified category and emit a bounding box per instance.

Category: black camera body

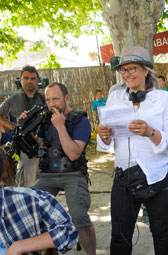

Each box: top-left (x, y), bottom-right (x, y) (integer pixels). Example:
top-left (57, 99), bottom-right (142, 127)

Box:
top-left (7, 105), bottom-right (52, 159)
top-left (15, 77), bottom-right (49, 89)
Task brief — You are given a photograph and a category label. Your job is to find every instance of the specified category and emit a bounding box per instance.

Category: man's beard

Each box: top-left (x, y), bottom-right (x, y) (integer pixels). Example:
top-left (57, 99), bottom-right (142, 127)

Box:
top-left (57, 105), bottom-right (66, 113)
top-left (27, 86), bottom-right (36, 93)
top-left (51, 102), bottom-right (66, 114)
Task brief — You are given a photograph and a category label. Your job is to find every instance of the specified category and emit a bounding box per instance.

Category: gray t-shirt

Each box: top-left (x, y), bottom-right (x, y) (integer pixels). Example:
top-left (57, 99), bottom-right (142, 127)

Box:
top-left (0, 91), bottom-right (45, 122)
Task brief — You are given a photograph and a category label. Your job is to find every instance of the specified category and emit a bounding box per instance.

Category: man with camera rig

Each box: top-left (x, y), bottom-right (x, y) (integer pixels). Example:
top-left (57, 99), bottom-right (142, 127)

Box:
top-left (0, 65), bottom-right (46, 187)
top-left (19, 82), bottom-right (96, 255)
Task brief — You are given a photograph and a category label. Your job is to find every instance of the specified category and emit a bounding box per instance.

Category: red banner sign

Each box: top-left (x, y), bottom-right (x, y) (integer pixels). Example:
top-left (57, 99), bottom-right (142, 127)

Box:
top-left (100, 31), bottom-right (168, 63)
top-left (153, 31), bottom-right (168, 56)
top-left (100, 44), bottom-right (115, 63)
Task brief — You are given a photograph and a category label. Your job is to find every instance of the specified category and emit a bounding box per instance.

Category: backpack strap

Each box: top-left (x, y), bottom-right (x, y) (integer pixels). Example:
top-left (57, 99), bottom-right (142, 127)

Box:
top-left (65, 109), bottom-right (87, 127)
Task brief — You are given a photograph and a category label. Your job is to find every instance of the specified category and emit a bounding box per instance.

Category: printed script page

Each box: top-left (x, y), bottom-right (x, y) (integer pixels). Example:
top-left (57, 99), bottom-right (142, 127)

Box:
top-left (98, 105), bottom-right (136, 137)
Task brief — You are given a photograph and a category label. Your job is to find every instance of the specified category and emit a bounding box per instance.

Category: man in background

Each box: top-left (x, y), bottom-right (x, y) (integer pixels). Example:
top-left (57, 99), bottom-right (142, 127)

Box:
top-left (157, 75), bottom-right (168, 91)
top-left (0, 65), bottom-right (45, 187)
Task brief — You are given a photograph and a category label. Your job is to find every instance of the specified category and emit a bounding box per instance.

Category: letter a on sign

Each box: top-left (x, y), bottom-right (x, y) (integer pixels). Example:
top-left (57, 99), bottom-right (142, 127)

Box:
top-left (153, 31), bottom-right (168, 55)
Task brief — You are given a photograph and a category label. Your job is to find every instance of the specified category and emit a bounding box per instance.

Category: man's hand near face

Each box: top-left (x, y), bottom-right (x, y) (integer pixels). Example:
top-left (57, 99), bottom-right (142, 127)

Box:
top-left (51, 107), bottom-right (65, 130)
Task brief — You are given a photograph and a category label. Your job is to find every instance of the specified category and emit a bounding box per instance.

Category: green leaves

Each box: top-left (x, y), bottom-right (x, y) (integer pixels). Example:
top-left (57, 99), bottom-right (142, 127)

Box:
top-left (0, 0), bottom-right (103, 66)
top-left (0, 0), bottom-right (167, 66)
top-left (29, 40), bottom-right (46, 52)
top-left (157, 6), bottom-right (168, 32)
top-left (39, 53), bottom-right (61, 69)
top-left (0, 25), bottom-right (25, 64)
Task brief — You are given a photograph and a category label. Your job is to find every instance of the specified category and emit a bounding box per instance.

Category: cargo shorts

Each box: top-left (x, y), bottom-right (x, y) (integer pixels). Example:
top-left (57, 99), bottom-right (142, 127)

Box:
top-left (33, 171), bottom-right (92, 228)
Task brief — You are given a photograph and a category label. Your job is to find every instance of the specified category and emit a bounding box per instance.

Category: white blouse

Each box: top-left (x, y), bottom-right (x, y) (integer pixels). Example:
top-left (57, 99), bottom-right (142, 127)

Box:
top-left (97, 87), bottom-right (168, 185)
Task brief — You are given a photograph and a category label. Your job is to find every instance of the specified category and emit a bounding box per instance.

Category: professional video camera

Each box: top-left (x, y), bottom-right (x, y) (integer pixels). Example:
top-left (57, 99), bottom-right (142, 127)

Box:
top-left (6, 105), bottom-right (52, 159)
top-left (15, 77), bottom-right (49, 89)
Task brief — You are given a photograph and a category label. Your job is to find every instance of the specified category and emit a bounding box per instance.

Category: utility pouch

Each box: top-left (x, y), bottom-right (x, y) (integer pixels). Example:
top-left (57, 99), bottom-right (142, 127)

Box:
top-left (116, 165), bottom-right (168, 202)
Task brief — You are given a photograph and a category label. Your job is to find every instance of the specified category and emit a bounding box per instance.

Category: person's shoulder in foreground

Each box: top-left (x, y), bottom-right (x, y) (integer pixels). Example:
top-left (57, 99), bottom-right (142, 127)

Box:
top-left (0, 164), bottom-right (78, 254)
top-left (0, 186), bottom-right (78, 254)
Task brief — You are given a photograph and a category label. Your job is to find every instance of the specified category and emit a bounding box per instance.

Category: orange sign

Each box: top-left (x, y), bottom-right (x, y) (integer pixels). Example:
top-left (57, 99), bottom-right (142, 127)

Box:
top-left (100, 31), bottom-right (168, 63)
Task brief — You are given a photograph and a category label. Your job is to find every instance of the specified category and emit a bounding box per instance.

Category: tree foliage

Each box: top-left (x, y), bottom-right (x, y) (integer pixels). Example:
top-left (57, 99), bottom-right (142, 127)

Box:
top-left (157, 1), bottom-right (168, 31)
top-left (0, 0), bottom-right (167, 65)
top-left (39, 53), bottom-right (61, 69)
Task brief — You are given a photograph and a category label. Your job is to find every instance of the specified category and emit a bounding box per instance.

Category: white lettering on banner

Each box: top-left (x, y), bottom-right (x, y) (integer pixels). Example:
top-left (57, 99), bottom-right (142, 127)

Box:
top-left (163, 37), bottom-right (168, 45)
top-left (154, 39), bottom-right (162, 47)
top-left (154, 37), bottom-right (168, 47)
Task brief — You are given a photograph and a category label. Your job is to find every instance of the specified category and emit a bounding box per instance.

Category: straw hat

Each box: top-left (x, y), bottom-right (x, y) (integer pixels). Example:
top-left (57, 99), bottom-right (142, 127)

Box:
top-left (114, 46), bottom-right (153, 70)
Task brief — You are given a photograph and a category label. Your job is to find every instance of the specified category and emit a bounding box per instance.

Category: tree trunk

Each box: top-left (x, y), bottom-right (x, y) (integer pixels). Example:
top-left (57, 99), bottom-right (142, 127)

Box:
top-left (99, 0), bottom-right (165, 60)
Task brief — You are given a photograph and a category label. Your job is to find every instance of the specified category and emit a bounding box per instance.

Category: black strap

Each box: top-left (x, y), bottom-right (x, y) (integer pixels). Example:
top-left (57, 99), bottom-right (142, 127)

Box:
top-left (65, 109), bottom-right (87, 127)
top-left (23, 92), bottom-right (45, 111)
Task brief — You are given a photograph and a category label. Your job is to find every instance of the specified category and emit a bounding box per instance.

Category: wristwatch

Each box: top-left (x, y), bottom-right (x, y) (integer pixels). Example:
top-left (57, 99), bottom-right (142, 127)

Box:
top-left (148, 129), bottom-right (155, 138)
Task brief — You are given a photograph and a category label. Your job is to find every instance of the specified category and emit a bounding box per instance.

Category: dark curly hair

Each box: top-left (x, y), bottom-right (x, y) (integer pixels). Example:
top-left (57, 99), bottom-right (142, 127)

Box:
top-left (20, 65), bottom-right (40, 79)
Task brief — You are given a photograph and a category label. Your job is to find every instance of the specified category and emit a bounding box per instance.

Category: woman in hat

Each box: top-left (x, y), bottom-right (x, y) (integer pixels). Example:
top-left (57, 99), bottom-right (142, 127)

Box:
top-left (97, 45), bottom-right (168, 255)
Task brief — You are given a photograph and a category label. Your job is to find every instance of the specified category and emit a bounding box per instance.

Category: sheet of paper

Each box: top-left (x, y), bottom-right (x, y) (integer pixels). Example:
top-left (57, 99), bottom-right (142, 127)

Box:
top-left (98, 105), bottom-right (136, 137)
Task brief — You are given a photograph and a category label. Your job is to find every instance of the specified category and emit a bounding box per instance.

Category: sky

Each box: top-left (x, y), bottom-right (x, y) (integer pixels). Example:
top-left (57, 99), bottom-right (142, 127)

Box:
top-left (17, 26), bottom-right (109, 66)
top-left (16, 18), bottom-right (168, 67)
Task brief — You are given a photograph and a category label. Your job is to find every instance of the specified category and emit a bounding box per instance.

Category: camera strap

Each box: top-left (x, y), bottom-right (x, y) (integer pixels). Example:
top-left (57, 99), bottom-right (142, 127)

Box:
top-left (23, 92), bottom-right (45, 111)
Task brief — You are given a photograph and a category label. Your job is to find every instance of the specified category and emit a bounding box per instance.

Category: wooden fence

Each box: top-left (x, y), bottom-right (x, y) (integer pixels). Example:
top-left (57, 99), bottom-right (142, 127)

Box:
top-left (0, 63), bottom-right (167, 128)
top-left (0, 66), bottom-right (116, 128)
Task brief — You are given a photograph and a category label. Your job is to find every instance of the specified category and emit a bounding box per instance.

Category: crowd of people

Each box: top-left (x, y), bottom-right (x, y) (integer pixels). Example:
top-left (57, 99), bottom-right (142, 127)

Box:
top-left (0, 44), bottom-right (168, 255)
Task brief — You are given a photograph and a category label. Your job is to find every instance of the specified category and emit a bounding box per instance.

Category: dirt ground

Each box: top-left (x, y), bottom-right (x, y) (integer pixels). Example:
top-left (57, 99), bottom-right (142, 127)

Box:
top-left (57, 143), bottom-right (154, 255)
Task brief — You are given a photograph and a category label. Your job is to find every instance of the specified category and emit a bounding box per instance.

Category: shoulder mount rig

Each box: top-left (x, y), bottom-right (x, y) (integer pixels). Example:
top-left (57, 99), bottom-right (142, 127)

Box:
top-left (8, 105), bottom-right (52, 159)
top-left (65, 109), bottom-right (87, 127)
